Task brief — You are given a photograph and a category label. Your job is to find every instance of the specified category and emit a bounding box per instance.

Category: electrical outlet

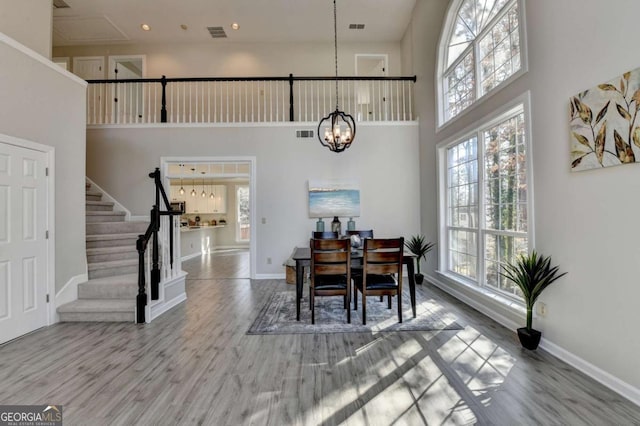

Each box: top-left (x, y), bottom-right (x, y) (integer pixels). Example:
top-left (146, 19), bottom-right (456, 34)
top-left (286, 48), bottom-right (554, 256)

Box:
top-left (537, 302), bottom-right (547, 317)
top-left (261, 217), bottom-right (267, 224)
top-left (267, 257), bottom-right (272, 265)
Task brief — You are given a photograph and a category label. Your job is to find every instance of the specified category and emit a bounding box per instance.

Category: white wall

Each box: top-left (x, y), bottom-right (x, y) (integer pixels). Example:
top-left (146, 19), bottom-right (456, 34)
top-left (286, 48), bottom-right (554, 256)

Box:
top-left (408, 0), bottom-right (640, 399)
top-left (0, 34), bottom-right (87, 293)
top-left (0, 0), bottom-right (52, 58)
top-left (53, 41), bottom-right (403, 78)
top-left (86, 124), bottom-right (421, 276)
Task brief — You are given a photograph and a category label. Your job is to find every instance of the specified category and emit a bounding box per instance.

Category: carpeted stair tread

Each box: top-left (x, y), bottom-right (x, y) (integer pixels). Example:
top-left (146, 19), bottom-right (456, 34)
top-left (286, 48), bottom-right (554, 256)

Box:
top-left (78, 274), bottom-right (138, 299)
top-left (57, 299), bottom-right (135, 313)
top-left (86, 246), bottom-right (137, 255)
top-left (86, 232), bottom-right (140, 242)
top-left (88, 258), bottom-right (138, 271)
top-left (86, 221), bottom-right (149, 235)
top-left (81, 273), bottom-right (138, 286)
top-left (85, 190), bottom-right (102, 197)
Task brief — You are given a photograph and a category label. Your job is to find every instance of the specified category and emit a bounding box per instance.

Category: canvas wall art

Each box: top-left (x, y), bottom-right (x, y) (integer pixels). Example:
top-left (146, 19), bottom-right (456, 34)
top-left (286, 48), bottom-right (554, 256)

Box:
top-left (570, 67), bottom-right (640, 171)
top-left (308, 180), bottom-right (360, 218)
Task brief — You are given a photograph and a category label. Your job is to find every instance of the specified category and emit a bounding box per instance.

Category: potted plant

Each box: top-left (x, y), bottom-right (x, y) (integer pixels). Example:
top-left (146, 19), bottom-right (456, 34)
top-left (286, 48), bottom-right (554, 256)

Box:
top-left (500, 251), bottom-right (567, 350)
top-left (404, 235), bottom-right (435, 285)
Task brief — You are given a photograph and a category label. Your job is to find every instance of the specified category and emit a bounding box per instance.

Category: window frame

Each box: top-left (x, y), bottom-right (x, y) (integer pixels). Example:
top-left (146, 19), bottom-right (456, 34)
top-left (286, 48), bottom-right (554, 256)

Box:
top-left (235, 184), bottom-right (250, 243)
top-left (437, 91), bottom-right (535, 301)
top-left (436, 0), bottom-right (529, 130)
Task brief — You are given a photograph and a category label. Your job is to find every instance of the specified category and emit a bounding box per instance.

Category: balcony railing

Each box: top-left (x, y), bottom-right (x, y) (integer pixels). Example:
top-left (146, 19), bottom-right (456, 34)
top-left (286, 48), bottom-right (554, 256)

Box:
top-left (86, 75), bottom-right (416, 126)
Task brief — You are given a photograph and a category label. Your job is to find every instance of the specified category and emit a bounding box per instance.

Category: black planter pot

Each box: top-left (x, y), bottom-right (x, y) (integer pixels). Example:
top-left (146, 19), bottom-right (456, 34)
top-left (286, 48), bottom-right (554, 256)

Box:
top-left (415, 273), bottom-right (424, 285)
top-left (517, 327), bottom-right (542, 350)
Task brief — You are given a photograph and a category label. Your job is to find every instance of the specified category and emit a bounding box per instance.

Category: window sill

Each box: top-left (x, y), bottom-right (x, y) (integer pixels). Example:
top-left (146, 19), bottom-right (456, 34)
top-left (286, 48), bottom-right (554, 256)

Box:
top-left (432, 270), bottom-right (528, 329)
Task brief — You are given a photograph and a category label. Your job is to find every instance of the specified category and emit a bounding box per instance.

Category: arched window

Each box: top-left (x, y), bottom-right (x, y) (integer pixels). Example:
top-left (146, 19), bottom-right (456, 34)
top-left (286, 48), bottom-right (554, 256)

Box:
top-left (438, 0), bottom-right (527, 125)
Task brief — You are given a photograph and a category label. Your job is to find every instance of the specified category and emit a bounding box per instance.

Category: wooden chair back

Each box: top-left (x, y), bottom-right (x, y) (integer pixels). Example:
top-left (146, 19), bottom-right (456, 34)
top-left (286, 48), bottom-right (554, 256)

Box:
top-left (312, 231), bottom-right (339, 239)
top-left (363, 237), bottom-right (404, 276)
top-left (346, 229), bottom-right (374, 238)
top-left (310, 238), bottom-right (350, 277)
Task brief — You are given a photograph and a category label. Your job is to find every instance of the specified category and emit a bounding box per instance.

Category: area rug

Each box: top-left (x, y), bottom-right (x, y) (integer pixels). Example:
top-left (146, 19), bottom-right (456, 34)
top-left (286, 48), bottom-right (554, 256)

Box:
top-left (247, 290), bottom-right (463, 335)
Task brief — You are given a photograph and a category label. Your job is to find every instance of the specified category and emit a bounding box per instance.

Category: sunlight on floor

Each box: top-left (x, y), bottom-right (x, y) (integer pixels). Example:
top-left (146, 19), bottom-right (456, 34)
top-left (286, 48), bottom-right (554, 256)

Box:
top-left (438, 326), bottom-right (516, 406)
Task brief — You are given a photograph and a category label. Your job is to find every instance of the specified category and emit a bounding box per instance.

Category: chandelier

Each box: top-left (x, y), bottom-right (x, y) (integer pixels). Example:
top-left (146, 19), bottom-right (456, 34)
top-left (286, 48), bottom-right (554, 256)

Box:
top-left (317, 0), bottom-right (356, 153)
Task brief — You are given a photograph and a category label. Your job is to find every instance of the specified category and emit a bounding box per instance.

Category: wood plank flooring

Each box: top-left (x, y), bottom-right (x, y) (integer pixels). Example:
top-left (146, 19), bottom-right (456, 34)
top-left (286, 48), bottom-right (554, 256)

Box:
top-left (0, 250), bottom-right (639, 425)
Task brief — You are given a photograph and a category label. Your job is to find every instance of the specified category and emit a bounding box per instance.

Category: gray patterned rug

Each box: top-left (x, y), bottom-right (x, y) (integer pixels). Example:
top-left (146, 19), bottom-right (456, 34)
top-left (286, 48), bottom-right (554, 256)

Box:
top-left (247, 290), bottom-right (463, 334)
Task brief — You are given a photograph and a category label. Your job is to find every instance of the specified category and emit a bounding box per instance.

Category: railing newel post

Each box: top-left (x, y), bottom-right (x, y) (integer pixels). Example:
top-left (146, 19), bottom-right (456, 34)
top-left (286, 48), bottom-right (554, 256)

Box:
top-left (136, 235), bottom-right (147, 323)
top-left (161, 75), bottom-right (167, 123)
top-left (289, 73), bottom-right (294, 122)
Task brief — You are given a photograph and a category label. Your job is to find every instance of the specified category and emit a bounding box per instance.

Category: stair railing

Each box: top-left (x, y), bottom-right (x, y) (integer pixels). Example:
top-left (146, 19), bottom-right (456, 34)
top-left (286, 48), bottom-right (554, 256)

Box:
top-left (136, 168), bottom-right (182, 323)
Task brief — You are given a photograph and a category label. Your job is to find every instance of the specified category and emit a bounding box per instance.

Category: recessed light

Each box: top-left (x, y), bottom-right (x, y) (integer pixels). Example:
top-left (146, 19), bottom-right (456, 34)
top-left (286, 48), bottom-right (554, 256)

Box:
top-left (231, 22), bottom-right (240, 30)
top-left (141, 24), bottom-right (151, 31)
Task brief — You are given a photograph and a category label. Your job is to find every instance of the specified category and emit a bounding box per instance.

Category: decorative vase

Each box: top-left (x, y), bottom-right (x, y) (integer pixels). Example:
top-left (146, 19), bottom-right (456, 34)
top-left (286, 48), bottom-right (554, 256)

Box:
top-left (347, 217), bottom-right (355, 231)
top-left (517, 327), bottom-right (542, 350)
top-left (316, 218), bottom-right (325, 232)
top-left (331, 216), bottom-right (341, 235)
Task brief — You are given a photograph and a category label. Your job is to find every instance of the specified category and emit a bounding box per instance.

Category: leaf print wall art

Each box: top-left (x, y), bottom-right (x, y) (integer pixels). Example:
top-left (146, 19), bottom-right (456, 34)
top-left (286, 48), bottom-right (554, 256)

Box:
top-left (570, 67), bottom-right (640, 171)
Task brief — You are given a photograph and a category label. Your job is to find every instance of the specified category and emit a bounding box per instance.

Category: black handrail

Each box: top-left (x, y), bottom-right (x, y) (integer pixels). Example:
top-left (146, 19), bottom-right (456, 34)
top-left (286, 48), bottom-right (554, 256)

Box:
top-left (86, 74), bottom-right (417, 123)
top-left (136, 168), bottom-right (182, 323)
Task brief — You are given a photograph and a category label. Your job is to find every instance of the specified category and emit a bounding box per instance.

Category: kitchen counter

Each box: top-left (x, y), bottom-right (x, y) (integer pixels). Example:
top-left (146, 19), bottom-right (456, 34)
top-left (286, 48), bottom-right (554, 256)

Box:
top-left (181, 225), bottom-right (226, 233)
top-left (180, 225), bottom-right (226, 259)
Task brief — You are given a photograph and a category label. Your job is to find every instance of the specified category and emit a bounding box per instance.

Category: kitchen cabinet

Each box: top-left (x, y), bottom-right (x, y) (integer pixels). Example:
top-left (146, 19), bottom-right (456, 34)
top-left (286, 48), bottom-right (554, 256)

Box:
top-left (174, 184), bottom-right (226, 214)
top-left (211, 185), bottom-right (227, 213)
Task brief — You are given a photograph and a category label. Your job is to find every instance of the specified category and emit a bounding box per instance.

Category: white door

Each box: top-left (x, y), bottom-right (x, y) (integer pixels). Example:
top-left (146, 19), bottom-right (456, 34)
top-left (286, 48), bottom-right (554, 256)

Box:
top-left (356, 54), bottom-right (388, 121)
top-left (72, 56), bottom-right (104, 80)
top-left (0, 142), bottom-right (49, 344)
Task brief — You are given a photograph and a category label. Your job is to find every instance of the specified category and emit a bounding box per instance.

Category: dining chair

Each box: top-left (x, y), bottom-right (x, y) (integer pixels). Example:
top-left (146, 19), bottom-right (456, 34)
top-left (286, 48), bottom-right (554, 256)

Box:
top-left (346, 229), bottom-right (374, 238)
top-left (313, 231), bottom-right (339, 239)
top-left (352, 237), bottom-right (404, 324)
top-left (310, 238), bottom-right (351, 324)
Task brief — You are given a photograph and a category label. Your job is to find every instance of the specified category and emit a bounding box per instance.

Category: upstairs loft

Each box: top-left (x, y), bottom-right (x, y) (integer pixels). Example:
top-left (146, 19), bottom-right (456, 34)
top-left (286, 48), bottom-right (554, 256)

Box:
top-left (85, 75), bottom-right (417, 126)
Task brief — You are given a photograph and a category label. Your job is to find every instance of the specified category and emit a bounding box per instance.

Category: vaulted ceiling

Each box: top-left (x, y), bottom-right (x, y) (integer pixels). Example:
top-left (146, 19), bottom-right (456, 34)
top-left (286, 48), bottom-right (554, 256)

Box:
top-left (52, 0), bottom-right (417, 47)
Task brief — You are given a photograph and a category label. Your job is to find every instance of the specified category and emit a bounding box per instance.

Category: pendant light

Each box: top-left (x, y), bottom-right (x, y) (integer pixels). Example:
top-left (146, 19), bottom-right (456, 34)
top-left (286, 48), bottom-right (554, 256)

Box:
top-left (317, 0), bottom-right (356, 153)
top-left (210, 183), bottom-right (215, 199)
top-left (190, 168), bottom-right (196, 197)
top-left (179, 163), bottom-right (185, 195)
top-left (201, 172), bottom-right (206, 198)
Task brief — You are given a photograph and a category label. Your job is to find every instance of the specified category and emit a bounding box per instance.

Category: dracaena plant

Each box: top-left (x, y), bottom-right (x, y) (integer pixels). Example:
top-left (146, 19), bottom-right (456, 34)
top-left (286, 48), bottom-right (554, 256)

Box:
top-left (404, 235), bottom-right (435, 275)
top-left (500, 251), bottom-right (567, 331)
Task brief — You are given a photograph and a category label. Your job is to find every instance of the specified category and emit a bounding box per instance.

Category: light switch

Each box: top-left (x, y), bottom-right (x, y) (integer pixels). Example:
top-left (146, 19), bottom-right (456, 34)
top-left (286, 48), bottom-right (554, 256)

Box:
top-left (261, 217), bottom-right (266, 224)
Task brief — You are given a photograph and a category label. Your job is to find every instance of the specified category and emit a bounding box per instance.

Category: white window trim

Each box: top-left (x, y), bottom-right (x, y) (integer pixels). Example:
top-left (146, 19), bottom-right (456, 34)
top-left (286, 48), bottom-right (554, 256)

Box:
top-left (435, 0), bottom-right (529, 131)
top-left (235, 184), bottom-right (250, 243)
top-left (436, 91), bottom-right (535, 302)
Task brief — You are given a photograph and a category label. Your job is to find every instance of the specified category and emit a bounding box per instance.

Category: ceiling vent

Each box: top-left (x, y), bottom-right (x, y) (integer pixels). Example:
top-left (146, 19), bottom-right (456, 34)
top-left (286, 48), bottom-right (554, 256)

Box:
top-left (207, 26), bottom-right (227, 38)
top-left (53, 0), bottom-right (70, 8)
top-left (349, 24), bottom-right (365, 30)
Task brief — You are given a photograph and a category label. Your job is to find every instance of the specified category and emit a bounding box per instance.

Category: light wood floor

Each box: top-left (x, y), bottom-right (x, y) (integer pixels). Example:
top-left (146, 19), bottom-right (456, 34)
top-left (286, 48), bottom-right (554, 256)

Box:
top-left (1, 251), bottom-right (639, 425)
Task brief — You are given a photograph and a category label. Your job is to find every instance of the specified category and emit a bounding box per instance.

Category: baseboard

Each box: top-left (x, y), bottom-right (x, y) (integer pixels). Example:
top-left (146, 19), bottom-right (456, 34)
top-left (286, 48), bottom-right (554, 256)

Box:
top-left (214, 245), bottom-right (250, 250)
top-left (148, 273), bottom-right (187, 322)
top-left (53, 272), bottom-right (88, 324)
top-left (426, 273), bottom-right (521, 331)
top-left (426, 272), bottom-right (640, 408)
top-left (254, 273), bottom-right (285, 280)
top-left (149, 293), bottom-right (187, 322)
top-left (539, 339), bottom-right (640, 407)
top-left (181, 252), bottom-right (202, 261)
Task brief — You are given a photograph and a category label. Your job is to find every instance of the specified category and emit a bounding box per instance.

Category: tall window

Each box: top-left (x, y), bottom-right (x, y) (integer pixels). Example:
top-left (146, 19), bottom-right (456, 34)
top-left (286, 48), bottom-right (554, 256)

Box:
top-left (440, 101), bottom-right (531, 298)
top-left (440, 0), bottom-right (526, 124)
top-left (236, 185), bottom-right (250, 242)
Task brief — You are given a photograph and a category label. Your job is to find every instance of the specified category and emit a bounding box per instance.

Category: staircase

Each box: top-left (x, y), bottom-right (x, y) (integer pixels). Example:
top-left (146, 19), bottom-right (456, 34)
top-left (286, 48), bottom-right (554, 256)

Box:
top-left (57, 182), bottom-right (148, 322)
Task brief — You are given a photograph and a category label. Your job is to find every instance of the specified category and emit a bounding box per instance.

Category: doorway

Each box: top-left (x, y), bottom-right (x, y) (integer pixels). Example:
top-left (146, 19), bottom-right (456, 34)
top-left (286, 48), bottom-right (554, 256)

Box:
top-left (108, 55), bottom-right (146, 123)
top-left (355, 54), bottom-right (389, 121)
top-left (161, 157), bottom-right (257, 280)
top-left (0, 134), bottom-right (53, 344)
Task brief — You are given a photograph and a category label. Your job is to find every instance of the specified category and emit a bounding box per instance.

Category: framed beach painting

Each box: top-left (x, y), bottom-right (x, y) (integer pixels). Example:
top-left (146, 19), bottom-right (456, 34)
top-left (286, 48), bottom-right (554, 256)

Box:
top-left (570, 66), bottom-right (640, 171)
top-left (308, 180), bottom-right (360, 218)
